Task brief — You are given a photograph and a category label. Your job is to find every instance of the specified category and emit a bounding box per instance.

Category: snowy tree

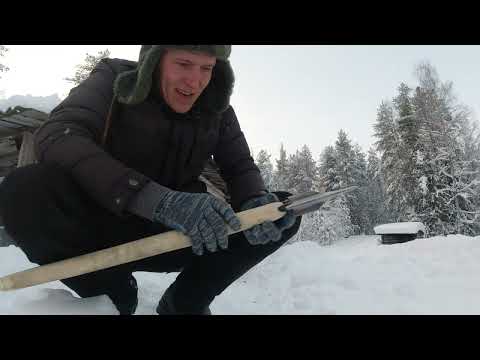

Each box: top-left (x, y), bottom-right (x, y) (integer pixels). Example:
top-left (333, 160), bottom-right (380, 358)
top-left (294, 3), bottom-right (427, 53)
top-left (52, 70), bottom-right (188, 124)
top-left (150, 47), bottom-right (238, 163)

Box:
top-left (272, 143), bottom-right (289, 191)
top-left (394, 83), bottom-right (421, 216)
top-left (375, 61), bottom-right (480, 236)
top-left (415, 64), bottom-right (480, 235)
top-left (65, 49), bottom-right (110, 86)
top-left (305, 143), bottom-right (356, 243)
top-left (395, 83), bottom-right (417, 149)
top-left (255, 149), bottom-right (274, 190)
top-left (0, 46), bottom-right (9, 80)
top-left (295, 195), bottom-right (353, 245)
top-left (317, 131), bottom-right (366, 235)
top-left (285, 152), bottom-right (301, 193)
top-left (316, 196), bottom-right (354, 243)
top-left (334, 129), bottom-right (356, 189)
top-left (318, 145), bottom-right (337, 191)
top-left (374, 100), bottom-right (406, 220)
top-left (412, 63), bottom-right (465, 234)
top-left (365, 148), bottom-right (389, 232)
top-left (349, 144), bottom-right (369, 234)
top-left (331, 130), bottom-right (368, 234)
top-left (455, 114), bottom-right (480, 235)
top-left (288, 145), bottom-right (317, 194)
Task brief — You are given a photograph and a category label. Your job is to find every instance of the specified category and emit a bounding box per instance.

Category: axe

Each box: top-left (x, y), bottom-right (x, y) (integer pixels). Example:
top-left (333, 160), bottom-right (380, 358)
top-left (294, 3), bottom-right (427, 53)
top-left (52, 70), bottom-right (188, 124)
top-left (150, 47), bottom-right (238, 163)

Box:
top-left (0, 186), bottom-right (358, 291)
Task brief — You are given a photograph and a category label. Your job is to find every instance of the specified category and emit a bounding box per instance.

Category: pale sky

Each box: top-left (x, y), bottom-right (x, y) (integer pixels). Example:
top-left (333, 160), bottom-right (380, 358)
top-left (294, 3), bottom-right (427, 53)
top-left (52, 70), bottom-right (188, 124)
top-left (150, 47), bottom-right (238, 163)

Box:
top-left (1, 45), bottom-right (479, 160)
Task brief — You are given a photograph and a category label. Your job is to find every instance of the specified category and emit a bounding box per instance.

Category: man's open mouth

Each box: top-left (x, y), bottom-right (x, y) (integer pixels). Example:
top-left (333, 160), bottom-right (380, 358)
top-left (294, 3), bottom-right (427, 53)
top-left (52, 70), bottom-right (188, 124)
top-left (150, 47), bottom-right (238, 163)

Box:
top-left (177, 89), bottom-right (194, 97)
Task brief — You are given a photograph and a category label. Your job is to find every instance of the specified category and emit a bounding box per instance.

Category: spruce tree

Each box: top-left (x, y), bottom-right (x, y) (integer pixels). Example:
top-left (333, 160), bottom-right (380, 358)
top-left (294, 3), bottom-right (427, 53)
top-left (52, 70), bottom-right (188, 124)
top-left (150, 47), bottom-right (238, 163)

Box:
top-left (365, 148), bottom-right (389, 232)
top-left (255, 149), bottom-right (274, 190)
top-left (290, 145), bottom-right (317, 194)
top-left (373, 101), bottom-right (405, 220)
top-left (318, 145), bottom-right (337, 191)
top-left (273, 143), bottom-right (289, 191)
top-left (416, 64), bottom-right (480, 235)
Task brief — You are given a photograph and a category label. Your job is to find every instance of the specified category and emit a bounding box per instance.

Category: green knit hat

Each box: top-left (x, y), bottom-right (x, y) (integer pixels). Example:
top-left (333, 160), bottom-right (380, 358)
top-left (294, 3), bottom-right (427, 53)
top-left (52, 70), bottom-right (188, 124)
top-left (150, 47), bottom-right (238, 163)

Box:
top-left (114, 45), bottom-right (234, 113)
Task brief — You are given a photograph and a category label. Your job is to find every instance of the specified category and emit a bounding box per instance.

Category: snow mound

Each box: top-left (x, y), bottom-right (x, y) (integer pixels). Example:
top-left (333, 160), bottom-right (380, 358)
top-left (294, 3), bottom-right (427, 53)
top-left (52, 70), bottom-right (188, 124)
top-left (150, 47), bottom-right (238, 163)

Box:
top-left (374, 222), bottom-right (426, 234)
top-left (2, 235), bottom-right (480, 314)
top-left (10, 288), bottom-right (118, 315)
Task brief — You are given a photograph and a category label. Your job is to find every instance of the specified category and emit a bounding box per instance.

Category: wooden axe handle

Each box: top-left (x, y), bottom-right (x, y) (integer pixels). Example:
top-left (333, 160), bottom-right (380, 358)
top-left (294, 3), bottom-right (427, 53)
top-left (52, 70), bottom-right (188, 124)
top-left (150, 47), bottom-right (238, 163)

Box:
top-left (0, 202), bottom-right (285, 291)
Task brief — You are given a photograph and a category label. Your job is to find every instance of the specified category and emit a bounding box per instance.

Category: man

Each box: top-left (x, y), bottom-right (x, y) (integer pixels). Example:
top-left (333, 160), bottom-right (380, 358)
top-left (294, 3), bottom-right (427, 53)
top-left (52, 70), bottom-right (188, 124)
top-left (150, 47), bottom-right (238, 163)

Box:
top-left (0, 45), bottom-right (301, 315)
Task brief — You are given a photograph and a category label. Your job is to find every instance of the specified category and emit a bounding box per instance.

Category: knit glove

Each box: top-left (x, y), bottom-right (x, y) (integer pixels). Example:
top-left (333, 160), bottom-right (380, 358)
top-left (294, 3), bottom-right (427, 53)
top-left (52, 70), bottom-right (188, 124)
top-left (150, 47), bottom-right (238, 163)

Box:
top-left (240, 193), bottom-right (296, 245)
top-left (153, 191), bottom-right (241, 256)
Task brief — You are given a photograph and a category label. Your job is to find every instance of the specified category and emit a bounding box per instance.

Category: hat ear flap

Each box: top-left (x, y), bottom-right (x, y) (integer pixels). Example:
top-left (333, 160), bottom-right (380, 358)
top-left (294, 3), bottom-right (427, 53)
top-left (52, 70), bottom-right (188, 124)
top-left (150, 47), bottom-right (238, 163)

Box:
top-left (114, 47), bottom-right (164, 105)
top-left (197, 60), bottom-right (235, 113)
top-left (114, 70), bottom-right (141, 104)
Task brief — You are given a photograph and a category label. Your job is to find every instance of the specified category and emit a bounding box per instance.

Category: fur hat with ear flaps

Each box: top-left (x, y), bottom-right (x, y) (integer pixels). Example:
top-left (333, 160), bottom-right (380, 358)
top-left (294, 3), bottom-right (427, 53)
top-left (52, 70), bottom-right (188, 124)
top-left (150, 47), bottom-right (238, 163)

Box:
top-left (113, 45), bottom-right (234, 114)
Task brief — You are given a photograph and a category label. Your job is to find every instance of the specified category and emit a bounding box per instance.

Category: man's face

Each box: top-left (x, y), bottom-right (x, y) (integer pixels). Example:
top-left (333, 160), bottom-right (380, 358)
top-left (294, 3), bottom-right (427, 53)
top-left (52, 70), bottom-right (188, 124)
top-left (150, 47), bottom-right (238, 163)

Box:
top-left (157, 49), bottom-right (217, 113)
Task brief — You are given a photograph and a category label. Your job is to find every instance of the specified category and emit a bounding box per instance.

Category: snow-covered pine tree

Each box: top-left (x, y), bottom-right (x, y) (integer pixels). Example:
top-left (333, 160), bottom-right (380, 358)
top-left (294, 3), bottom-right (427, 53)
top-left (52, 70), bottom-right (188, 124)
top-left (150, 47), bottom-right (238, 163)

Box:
top-left (412, 61), bottom-right (480, 235)
top-left (395, 83), bottom-right (418, 149)
top-left (334, 129), bottom-right (355, 188)
top-left (285, 151), bottom-right (300, 193)
top-left (350, 144), bottom-right (369, 234)
top-left (284, 145), bottom-right (323, 243)
top-left (255, 149), bottom-right (274, 190)
top-left (373, 100), bottom-right (405, 221)
top-left (333, 130), bottom-right (367, 234)
top-left (272, 143), bottom-right (289, 191)
top-left (317, 145), bottom-right (337, 192)
top-left (455, 113), bottom-right (480, 234)
top-left (296, 195), bottom-right (353, 245)
top-left (447, 112), bottom-right (480, 235)
top-left (308, 142), bottom-right (355, 243)
top-left (365, 148), bottom-right (389, 232)
top-left (393, 82), bottom-right (421, 218)
top-left (290, 145), bottom-right (317, 194)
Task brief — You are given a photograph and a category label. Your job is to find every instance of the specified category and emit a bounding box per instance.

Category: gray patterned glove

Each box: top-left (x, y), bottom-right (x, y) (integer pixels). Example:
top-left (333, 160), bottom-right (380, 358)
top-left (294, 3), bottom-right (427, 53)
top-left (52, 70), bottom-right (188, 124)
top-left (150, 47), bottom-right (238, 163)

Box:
top-left (240, 193), bottom-right (296, 245)
top-left (153, 191), bottom-right (241, 256)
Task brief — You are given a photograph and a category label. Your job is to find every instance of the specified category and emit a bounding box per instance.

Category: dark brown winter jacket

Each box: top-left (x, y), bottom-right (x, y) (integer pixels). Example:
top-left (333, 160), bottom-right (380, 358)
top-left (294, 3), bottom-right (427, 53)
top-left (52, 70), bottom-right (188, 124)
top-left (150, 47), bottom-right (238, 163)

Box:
top-left (34, 58), bottom-right (266, 216)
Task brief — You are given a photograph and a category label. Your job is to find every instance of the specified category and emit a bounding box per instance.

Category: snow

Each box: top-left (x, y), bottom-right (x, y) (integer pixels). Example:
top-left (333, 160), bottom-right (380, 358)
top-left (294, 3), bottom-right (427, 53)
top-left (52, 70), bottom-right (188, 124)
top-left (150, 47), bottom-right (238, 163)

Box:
top-left (374, 222), bottom-right (426, 235)
top-left (2, 234), bottom-right (480, 314)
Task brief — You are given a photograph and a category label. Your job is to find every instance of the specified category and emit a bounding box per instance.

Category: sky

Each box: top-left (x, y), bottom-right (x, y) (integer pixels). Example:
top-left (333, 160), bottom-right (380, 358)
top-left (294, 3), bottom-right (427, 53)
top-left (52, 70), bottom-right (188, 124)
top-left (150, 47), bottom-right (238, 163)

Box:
top-left (3, 234), bottom-right (480, 314)
top-left (1, 45), bottom-right (479, 160)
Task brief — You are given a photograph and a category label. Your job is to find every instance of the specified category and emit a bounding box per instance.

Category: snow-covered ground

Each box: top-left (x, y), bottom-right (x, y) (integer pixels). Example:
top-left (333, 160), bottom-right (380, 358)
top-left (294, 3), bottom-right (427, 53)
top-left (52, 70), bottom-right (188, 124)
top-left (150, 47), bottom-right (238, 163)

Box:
top-left (1, 234), bottom-right (480, 315)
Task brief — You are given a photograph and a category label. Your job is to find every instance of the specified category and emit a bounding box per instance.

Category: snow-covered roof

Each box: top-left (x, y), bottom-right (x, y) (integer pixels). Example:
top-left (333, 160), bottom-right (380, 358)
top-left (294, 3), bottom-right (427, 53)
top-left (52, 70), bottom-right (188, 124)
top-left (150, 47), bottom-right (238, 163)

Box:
top-left (374, 222), bottom-right (426, 235)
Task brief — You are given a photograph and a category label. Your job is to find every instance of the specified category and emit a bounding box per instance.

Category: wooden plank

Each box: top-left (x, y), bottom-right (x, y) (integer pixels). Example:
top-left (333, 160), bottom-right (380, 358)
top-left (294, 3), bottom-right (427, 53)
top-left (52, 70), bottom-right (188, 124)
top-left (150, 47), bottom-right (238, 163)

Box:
top-left (0, 119), bottom-right (23, 129)
top-left (3, 114), bottom-right (44, 127)
top-left (17, 132), bottom-right (36, 168)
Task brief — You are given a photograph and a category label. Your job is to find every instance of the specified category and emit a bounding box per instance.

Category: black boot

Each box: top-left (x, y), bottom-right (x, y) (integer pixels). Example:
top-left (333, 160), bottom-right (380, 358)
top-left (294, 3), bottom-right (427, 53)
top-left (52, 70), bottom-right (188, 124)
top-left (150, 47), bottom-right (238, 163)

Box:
top-left (156, 284), bottom-right (212, 315)
top-left (107, 275), bottom-right (139, 315)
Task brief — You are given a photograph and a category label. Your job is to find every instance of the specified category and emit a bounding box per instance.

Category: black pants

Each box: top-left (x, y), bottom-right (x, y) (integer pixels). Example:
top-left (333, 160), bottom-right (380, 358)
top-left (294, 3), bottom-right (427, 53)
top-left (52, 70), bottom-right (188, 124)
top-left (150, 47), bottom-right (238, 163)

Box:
top-left (0, 164), bottom-right (301, 310)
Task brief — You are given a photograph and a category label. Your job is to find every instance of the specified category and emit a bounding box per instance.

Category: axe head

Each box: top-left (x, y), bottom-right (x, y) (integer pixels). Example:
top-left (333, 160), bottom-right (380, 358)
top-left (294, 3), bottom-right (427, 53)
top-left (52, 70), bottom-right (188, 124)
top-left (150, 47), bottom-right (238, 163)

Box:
top-left (279, 186), bottom-right (359, 216)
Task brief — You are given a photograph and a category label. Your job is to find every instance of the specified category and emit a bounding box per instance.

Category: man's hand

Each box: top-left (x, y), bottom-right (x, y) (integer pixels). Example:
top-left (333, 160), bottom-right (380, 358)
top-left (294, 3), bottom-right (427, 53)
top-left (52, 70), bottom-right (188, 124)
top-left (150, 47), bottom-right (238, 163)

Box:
top-left (240, 193), bottom-right (296, 245)
top-left (153, 191), bottom-right (241, 256)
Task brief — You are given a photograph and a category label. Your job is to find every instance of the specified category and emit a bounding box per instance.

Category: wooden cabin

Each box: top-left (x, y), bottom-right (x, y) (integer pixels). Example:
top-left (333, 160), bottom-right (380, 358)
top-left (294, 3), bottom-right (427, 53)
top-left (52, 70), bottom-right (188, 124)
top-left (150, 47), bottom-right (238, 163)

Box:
top-left (0, 107), bottom-right (48, 178)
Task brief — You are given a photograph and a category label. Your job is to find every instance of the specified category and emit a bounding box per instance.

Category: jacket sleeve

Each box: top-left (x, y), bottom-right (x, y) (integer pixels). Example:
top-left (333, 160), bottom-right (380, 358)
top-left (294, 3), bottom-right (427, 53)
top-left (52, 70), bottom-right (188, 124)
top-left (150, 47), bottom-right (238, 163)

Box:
top-left (213, 106), bottom-right (267, 211)
top-left (34, 60), bottom-right (150, 216)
